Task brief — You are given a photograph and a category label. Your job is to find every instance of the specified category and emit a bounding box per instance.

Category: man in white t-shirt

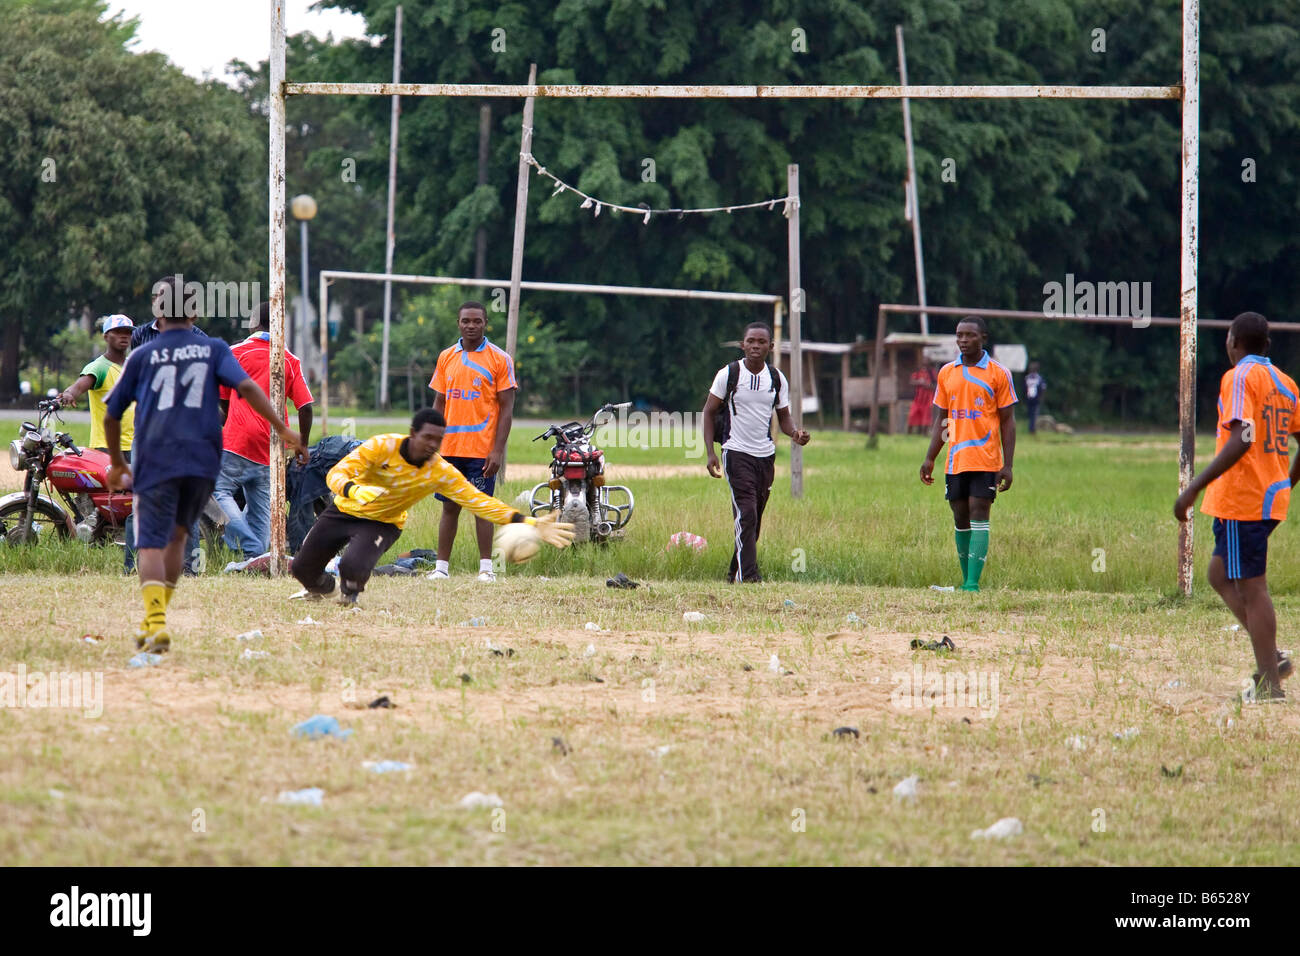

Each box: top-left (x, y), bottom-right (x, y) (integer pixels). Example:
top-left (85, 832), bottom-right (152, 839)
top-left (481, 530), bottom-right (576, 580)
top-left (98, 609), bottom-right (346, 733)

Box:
top-left (702, 322), bottom-right (811, 582)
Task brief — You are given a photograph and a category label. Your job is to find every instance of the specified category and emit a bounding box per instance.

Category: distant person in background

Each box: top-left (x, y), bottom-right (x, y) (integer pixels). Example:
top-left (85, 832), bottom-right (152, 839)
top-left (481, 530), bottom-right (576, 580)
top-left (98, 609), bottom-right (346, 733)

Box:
top-left (59, 314), bottom-right (137, 572)
top-left (131, 275), bottom-right (207, 349)
top-left (215, 302), bottom-right (314, 558)
top-left (1024, 362), bottom-right (1046, 434)
top-left (702, 322), bottom-right (810, 584)
top-left (919, 316), bottom-right (1017, 593)
top-left (907, 360), bottom-right (938, 434)
top-left (426, 302), bottom-right (517, 583)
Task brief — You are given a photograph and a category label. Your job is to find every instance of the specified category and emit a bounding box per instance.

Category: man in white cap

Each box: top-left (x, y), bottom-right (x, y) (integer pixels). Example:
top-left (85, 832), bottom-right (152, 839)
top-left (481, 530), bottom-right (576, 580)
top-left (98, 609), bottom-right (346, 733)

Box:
top-left (60, 314), bottom-right (136, 452)
top-left (59, 313), bottom-right (138, 570)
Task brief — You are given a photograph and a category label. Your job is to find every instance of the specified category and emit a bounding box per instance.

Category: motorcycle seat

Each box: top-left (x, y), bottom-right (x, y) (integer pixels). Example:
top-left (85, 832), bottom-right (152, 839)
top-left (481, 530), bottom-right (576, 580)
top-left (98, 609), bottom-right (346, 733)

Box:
top-left (554, 448), bottom-right (603, 462)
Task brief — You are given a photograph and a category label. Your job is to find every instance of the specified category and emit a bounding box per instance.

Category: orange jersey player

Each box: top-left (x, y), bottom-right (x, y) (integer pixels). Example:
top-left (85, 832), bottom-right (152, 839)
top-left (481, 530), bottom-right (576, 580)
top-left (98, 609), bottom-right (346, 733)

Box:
top-left (1175, 312), bottom-right (1300, 701)
top-left (427, 301), bottom-right (518, 582)
top-left (919, 315), bottom-right (1018, 592)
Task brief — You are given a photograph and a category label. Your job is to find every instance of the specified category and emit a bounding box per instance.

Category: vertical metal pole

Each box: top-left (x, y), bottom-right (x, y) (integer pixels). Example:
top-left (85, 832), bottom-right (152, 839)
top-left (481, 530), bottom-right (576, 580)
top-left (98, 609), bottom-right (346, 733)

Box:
top-left (787, 164), bottom-right (803, 498)
top-left (506, 63), bottom-right (537, 362)
top-left (771, 300), bottom-right (783, 442)
top-left (503, 63), bottom-right (538, 485)
top-left (897, 26), bottom-right (929, 335)
top-left (300, 218), bottom-right (310, 373)
top-left (319, 271), bottom-right (329, 435)
top-left (1177, 0), bottom-right (1200, 596)
top-left (475, 103), bottom-right (492, 279)
top-left (268, 0), bottom-right (288, 574)
top-left (841, 351), bottom-right (850, 430)
top-left (378, 4), bottom-right (402, 409)
top-left (867, 306), bottom-right (885, 449)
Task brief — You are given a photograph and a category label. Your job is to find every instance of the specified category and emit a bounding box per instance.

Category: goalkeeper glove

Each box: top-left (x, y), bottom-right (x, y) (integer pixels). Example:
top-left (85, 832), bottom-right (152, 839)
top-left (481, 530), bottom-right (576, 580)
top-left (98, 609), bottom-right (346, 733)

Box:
top-left (524, 511), bottom-right (577, 548)
top-left (347, 483), bottom-right (386, 505)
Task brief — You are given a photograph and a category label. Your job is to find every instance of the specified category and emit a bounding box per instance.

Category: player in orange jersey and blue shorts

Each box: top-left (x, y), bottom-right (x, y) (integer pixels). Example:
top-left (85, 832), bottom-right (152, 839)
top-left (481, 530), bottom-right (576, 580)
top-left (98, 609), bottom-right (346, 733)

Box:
top-left (919, 316), bottom-right (1018, 592)
top-left (427, 302), bottom-right (518, 582)
top-left (1175, 312), bottom-right (1300, 701)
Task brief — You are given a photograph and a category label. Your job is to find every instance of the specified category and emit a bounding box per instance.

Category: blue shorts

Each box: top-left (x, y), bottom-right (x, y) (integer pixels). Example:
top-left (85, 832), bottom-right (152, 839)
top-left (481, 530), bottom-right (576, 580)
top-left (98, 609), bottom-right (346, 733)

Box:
top-left (435, 456), bottom-right (495, 504)
top-left (1213, 517), bottom-right (1279, 580)
top-left (133, 477), bottom-right (214, 549)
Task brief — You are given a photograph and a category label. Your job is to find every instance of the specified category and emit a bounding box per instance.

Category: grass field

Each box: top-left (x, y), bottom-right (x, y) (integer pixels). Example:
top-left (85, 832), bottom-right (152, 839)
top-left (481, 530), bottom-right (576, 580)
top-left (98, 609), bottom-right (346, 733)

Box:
top-left (3, 424), bottom-right (1300, 865)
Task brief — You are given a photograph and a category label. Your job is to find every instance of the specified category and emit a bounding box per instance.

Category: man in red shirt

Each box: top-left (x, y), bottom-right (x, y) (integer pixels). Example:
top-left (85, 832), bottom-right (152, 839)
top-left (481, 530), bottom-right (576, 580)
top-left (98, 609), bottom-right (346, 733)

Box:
top-left (216, 303), bottom-right (314, 556)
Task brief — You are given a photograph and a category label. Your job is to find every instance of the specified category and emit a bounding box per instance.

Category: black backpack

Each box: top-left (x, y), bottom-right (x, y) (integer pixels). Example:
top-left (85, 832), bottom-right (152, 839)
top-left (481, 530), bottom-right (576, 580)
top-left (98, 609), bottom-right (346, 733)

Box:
top-left (713, 360), bottom-right (782, 444)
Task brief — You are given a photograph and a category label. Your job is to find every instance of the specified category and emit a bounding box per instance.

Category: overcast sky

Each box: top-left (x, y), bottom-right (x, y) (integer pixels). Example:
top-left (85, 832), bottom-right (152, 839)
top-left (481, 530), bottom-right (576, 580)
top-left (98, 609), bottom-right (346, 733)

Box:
top-left (103, 1), bottom-right (371, 84)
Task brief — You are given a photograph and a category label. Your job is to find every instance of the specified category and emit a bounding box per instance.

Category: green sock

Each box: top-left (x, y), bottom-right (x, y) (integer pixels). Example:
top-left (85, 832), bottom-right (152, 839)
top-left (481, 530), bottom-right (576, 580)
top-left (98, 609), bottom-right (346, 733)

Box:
top-left (954, 527), bottom-right (971, 582)
top-left (965, 520), bottom-right (990, 588)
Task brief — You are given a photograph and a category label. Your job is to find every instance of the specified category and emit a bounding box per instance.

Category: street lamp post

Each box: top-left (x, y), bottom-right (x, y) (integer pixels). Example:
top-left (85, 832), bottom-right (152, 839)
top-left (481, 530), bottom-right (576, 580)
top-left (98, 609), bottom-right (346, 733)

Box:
top-left (290, 194), bottom-right (317, 366)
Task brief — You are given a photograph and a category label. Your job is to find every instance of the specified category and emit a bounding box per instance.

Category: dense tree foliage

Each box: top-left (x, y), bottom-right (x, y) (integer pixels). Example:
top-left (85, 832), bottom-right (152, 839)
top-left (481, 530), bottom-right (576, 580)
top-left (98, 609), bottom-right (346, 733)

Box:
top-left (0, 0), bottom-right (265, 395)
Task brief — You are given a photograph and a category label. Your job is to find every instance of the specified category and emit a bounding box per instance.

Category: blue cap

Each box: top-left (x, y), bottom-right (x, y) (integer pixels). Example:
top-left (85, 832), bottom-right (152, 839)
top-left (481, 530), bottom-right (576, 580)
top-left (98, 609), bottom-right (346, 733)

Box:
top-left (101, 314), bottom-right (134, 333)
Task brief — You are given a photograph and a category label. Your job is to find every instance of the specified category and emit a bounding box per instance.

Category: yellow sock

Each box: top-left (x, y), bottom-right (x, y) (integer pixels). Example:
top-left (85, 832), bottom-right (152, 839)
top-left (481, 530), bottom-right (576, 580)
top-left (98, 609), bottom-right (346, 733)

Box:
top-left (141, 581), bottom-right (167, 632)
top-left (163, 582), bottom-right (176, 608)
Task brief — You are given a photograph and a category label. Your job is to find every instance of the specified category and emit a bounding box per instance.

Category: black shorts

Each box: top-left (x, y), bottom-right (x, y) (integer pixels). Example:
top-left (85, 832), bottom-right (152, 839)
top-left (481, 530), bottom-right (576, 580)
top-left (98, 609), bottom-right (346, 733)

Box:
top-left (435, 456), bottom-right (496, 504)
top-left (133, 476), bottom-right (214, 549)
top-left (945, 470), bottom-right (999, 502)
top-left (1213, 517), bottom-right (1279, 580)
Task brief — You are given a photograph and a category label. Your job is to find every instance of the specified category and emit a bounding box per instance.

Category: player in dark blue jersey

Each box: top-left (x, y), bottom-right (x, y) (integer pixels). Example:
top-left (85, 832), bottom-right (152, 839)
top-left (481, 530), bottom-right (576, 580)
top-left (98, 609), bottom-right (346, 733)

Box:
top-left (104, 303), bottom-right (307, 653)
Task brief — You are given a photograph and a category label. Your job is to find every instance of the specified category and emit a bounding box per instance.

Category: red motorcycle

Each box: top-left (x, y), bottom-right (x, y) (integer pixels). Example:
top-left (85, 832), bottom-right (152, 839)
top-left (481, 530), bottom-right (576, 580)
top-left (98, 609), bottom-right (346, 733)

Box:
top-left (527, 402), bottom-right (635, 544)
top-left (1, 399), bottom-right (133, 545)
top-left (3, 399), bottom-right (227, 551)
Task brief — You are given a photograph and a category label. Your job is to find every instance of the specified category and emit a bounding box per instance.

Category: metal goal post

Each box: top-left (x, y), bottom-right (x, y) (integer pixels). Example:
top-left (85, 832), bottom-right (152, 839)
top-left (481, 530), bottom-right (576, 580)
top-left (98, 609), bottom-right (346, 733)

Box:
top-left (265, 0), bottom-right (1199, 592)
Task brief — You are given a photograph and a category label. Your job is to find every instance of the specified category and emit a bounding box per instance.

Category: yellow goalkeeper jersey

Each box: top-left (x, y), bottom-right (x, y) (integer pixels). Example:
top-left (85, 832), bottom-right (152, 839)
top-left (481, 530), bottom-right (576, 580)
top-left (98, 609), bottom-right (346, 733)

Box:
top-left (326, 433), bottom-right (521, 529)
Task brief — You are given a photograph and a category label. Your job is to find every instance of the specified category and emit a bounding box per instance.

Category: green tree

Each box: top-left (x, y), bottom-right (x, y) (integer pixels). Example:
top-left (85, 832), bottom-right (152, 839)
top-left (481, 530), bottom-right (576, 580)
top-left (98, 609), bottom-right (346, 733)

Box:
top-left (0, 0), bottom-right (265, 397)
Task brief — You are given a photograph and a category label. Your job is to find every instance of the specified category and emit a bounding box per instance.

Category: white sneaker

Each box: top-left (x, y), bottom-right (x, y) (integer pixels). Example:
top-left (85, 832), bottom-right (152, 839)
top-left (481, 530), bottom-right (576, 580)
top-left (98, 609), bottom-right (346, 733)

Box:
top-left (476, 570), bottom-right (497, 583)
top-left (426, 569), bottom-right (449, 581)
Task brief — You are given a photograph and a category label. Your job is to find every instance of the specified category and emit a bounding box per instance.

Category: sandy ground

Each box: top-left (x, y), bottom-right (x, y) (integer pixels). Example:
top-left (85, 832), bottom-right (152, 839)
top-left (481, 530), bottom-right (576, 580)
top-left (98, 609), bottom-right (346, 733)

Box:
top-left (81, 620), bottom-right (1247, 749)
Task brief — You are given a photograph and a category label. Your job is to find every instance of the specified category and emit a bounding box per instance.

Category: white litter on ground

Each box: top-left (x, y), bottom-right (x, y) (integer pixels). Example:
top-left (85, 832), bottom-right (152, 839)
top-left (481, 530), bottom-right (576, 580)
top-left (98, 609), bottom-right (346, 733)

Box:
top-left (457, 791), bottom-right (503, 809)
top-left (893, 775), bottom-right (919, 801)
top-left (682, 611), bottom-right (705, 623)
top-left (971, 817), bottom-right (1023, 840)
top-left (277, 787), bottom-right (324, 806)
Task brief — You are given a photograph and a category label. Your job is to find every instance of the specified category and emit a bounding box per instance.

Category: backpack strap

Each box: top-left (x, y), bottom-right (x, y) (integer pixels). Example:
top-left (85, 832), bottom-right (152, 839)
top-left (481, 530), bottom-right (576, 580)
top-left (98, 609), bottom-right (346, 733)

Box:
top-left (767, 362), bottom-right (782, 408)
top-left (725, 360), bottom-right (740, 414)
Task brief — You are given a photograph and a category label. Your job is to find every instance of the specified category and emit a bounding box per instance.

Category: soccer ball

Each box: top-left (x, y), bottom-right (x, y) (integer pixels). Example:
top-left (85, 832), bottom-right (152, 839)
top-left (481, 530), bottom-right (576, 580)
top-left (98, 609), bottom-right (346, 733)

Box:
top-left (667, 531), bottom-right (707, 552)
top-left (495, 522), bottom-right (542, 564)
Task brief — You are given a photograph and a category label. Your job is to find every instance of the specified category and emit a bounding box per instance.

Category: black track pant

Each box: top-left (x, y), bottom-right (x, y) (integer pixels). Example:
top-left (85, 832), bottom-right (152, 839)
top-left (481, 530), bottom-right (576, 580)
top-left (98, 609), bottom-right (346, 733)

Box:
top-left (723, 449), bottom-right (775, 583)
top-left (291, 504), bottom-right (402, 596)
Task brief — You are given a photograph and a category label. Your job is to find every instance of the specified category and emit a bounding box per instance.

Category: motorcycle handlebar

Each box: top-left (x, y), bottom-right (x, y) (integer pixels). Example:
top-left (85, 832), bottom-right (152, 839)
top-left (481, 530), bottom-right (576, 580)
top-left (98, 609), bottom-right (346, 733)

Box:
top-left (58, 433), bottom-right (83, 456)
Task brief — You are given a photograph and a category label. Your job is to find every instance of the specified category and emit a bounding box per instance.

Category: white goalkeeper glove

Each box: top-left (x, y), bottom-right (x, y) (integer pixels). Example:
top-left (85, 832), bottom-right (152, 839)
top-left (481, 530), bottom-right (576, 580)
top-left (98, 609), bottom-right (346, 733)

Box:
top-left (524, 511), bottom-right (576, 548)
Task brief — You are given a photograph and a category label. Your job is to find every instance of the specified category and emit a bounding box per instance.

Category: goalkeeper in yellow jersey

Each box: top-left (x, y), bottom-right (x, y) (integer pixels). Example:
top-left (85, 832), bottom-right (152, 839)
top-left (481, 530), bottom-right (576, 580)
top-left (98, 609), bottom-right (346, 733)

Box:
top-left (291, 408), bottom-right (574, 605)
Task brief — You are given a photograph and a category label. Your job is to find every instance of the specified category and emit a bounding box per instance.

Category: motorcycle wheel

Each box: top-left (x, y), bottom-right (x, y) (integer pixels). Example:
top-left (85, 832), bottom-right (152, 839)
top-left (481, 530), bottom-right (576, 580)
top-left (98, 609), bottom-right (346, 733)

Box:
top-left (560, 495), bottom-right (591, 544)
top-left (0, 499), bottom-right (72, 546)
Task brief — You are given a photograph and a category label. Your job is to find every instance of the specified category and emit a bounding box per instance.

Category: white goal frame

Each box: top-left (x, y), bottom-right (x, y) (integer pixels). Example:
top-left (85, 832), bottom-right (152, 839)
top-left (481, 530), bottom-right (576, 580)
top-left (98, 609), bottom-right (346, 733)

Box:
top-left (264, 0), bottom-right (1200, 594)
top-left (315, 268), bottom-right (783, 433)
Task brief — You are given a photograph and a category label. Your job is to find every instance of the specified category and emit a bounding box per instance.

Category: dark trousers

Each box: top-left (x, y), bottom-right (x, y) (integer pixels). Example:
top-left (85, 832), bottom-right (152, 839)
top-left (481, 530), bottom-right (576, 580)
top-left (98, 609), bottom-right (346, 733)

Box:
top-left (1026, 398), bottom-right (1041, 433)
top-left (291, 504), bottom-right (402, 596)
top-left (723, 449), bottom-right (775, 583)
